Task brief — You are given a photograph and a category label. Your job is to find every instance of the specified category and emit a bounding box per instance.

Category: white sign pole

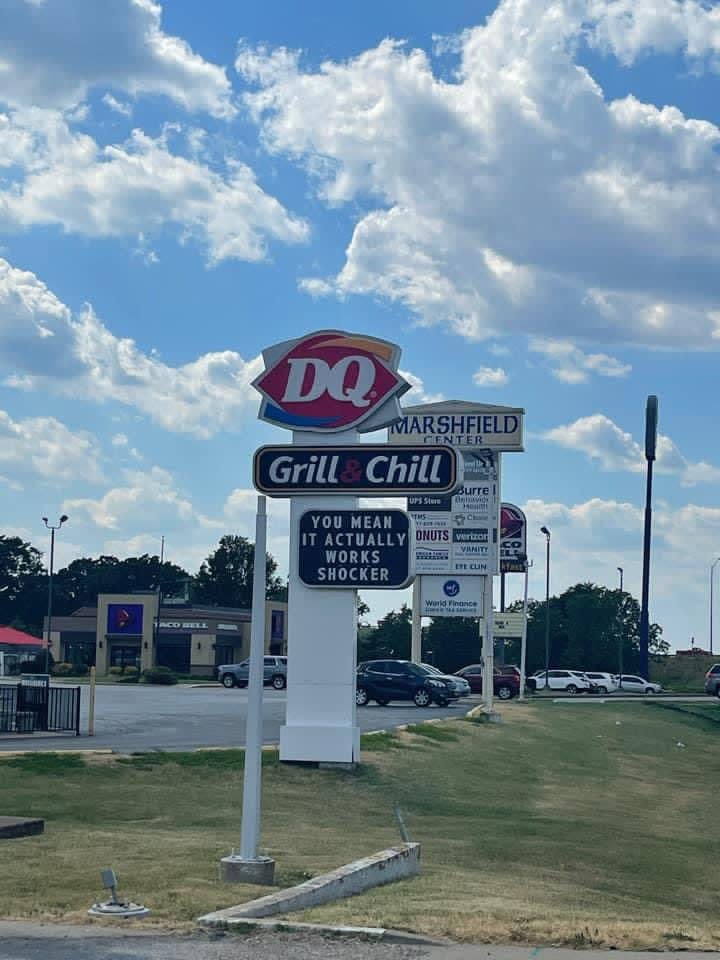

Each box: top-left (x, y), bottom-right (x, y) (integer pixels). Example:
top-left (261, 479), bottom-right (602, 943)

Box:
top-left (281, 429), bottom-right (360, 764)
top-left (519, 561), bottom-right (531, 702)
top-left (240, 495), bottom-right (268, 861)
top-left (411, 579), bottom-right (422, 663)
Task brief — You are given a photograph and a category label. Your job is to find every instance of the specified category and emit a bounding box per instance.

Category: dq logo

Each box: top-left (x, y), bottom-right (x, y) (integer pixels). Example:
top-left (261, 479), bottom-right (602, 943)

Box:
top-left (253, 331), bottom-right (410, 432)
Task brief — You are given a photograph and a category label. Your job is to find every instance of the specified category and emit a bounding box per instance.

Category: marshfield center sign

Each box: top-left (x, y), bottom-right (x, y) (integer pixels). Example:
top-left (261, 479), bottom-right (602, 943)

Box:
top-left (388, 401), bottom-right (524, 451)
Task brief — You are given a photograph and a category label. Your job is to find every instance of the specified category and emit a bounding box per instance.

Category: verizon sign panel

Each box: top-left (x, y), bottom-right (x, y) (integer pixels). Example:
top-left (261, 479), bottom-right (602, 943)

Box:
top-left (388, 401), bottom-right (524, 450)
top-left (253, 330), bottom-right (410, 433)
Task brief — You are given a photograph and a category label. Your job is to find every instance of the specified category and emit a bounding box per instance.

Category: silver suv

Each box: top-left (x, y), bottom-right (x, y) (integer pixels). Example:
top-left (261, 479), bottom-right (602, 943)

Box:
top-left (218, 656), bottom-right (287, 690)
top-left (704, 663), bottom-right (720, 696)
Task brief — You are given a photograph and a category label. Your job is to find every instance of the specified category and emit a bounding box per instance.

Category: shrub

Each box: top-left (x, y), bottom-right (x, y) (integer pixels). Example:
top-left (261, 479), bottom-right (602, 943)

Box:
top-left (53, 662), bottom-right (74, 676)
top-left (108, 666), bottom-right (123, 676)
top-left (142, 666), bottom-right (178, 685)
top-left (124, 665), bottom-right (139, 676)
top-left (73, 664), bottom-right (90, 677)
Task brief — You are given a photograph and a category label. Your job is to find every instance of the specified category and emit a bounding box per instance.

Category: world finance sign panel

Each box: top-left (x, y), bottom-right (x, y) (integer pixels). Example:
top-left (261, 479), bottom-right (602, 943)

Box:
top-left (408, 451), bottom-right (499, 576)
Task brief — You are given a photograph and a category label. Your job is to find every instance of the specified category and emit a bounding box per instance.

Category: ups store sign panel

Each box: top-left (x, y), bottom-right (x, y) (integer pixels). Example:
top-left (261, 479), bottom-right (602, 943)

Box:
top-left (254, 445), bottom-right (461, 497)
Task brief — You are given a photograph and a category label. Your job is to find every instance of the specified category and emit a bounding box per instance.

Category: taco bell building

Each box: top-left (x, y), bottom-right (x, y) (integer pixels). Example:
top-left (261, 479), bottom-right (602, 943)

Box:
top-left (44, 594), bottom-right (288, 677)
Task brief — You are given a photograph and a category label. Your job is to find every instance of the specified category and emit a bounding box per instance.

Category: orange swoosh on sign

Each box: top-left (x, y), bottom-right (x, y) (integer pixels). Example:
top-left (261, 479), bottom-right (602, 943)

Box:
top-left (317, 336), bottom-right (395, 362)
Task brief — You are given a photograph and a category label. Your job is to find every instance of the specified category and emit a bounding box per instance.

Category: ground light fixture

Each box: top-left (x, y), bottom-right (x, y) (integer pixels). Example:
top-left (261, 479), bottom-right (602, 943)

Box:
top-left (87, 868), bottom-right (150, 919)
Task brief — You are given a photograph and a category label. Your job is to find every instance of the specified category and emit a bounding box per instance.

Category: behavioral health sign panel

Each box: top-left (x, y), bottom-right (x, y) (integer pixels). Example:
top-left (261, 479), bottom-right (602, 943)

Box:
top-left (420, 576), bottom-right (483, 618)
top-left (298, 509), bottom-right (413, 589)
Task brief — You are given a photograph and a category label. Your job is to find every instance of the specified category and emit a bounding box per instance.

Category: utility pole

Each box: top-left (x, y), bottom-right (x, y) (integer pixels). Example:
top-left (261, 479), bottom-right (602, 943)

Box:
top-left (42, 515), bottom-right (68, 674)
top-left (639, 396), bottom-right (658, 680)
top-left (711, 558), bottom-right (720, 656)
top-left (541, 526), bottom-right (551, 690)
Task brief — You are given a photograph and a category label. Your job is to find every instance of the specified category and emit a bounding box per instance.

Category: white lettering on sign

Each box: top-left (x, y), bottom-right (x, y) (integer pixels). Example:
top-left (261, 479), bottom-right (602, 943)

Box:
top-left (282, 356), bottom-right (376, 408)
top-left (159, 621), bottom-right (209, 630)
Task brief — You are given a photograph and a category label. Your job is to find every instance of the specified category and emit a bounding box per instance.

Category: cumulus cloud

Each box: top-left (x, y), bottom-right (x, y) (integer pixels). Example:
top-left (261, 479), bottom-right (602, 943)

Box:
top-left (473, 366), bottom-right (509, 387)
top-left (0, 0), bottom-right (234, 117)
top-left (239, 1), bottom-right (720, 348)
top-left (543, 413), bottom-right (720, 485)
top-left (399, 369), bottom-right (445, 404)
top-left (529, 339), bottom-right (631, 383)
top-left (0, 410), bottom-right (105, 485)
top-left (0, 257), bottom-right (262, 436)
top-left (0, 112), bottom-right (308, 264)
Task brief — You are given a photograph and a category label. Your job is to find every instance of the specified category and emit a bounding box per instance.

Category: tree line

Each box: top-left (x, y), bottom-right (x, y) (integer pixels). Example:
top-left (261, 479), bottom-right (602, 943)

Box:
top-left (358, 582), bottom-right (666, 674)
top-left (0, 534), bottom-right (287, 637)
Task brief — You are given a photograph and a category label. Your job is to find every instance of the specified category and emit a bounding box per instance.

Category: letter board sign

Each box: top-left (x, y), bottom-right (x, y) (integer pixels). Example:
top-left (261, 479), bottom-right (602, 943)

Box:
top-left (254, 445), bottom-right (462, 497)
top-left (298, 510), bottom-right (413, 589)
top-left (253, 330), bottom-right (411, 433)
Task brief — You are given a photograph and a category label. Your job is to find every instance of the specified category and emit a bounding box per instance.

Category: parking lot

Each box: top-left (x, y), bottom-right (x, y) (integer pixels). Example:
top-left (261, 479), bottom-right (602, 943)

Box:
top-left (0, 684), bottom-right (473, 753)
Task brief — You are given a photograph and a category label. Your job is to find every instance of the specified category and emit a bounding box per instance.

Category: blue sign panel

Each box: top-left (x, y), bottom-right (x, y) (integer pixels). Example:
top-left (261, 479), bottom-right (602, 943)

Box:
top-left (298, 510), bottom-right (414, 589)
top-left (107, 603), bottom-right (144, 635)
top-left (254, 445), bottom-right (461, 497)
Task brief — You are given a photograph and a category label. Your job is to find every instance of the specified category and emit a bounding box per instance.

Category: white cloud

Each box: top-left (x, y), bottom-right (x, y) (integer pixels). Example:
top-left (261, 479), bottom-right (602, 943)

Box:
top-left (0, 112), bottom-right (309, 264)
top-left (239, 2), bottom-right (720, 348)
top-left (543, 413), bottom-right (720, 485)
top-left (0, 0), bottom-right (234, 117)
top-left (64, 466), bottom-right (220, 531)
top-left (102, 94), bottom-right (132, 117)
top-left (529, 338), bottom-right (631, 383)
top-left (0, 257), bottom-right (263, 437)
top-left (111, 434), bottom-right (129, 447)
top-left (399, 369), bottom-right (445, 404)
top-left (0, 409), bottom-right (105, 484)
top-left (473, 366), bottom-right (509, 387)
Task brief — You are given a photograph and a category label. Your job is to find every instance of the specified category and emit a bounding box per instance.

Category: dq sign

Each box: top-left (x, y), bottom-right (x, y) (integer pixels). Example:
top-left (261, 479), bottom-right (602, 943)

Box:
top-left (253, 330), bottom-right (410, 433)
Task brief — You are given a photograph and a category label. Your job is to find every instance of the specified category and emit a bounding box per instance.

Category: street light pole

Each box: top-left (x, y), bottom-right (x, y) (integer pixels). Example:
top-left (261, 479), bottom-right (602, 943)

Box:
top-left (711, 558), bottom-right (720, 656)
top-left (617, 567), bottom-right (624, 593)
top-left (541, 526), bottom-right (551, 690)
top-left (42, 515), bottom-right (68, 674)
top-left (639, 396), bottom-right (658, 680)
top-left (617, 566), bottom-right (624, 688)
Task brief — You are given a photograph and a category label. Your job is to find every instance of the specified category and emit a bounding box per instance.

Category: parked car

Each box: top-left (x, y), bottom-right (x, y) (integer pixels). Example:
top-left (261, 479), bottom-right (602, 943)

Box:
top-left (532, 669), bottom-right (592, 695)
top-left (455, 664), bottom-right (528, 700)
top-left (356, 660), bottom-right (451, 707)
top-left (217, 656), bottom-right (287, 689)
top-left (704, 664), bottom-right (720, 697)
top-left (617, 674), bottom-right (662, 695)
top-left (584, 672), bottom-right (619, 694)
top-left (421, 663), bottom-right (471, 700)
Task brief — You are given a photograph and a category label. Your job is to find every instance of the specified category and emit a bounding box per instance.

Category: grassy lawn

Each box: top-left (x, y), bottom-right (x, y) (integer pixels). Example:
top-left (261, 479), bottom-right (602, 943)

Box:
top-left (1, 702), bottom-right (719, 947)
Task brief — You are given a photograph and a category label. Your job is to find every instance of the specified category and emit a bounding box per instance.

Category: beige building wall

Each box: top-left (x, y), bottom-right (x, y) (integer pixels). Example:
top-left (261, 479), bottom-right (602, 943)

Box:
top-left (96, 594), bottom-right (158, 676)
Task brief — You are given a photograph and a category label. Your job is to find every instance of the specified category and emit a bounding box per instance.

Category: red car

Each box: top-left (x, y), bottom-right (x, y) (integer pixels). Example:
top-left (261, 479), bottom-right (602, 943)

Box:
top-left (455, 664), bottom-right (535, 700)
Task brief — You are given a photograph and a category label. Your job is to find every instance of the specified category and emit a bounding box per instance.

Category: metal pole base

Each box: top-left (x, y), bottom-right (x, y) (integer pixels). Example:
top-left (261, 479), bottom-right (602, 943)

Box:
top-left (220, 854), bottom-right (276, 885)
top-left (88, 900), bottom-right (150, 919)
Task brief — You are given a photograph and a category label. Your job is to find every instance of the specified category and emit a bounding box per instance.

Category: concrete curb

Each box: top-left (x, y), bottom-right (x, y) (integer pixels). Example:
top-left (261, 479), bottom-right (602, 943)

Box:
top-left (198, 843), bottom-right (421, 925)
top-left (209, 917), bottom-right (446, 945)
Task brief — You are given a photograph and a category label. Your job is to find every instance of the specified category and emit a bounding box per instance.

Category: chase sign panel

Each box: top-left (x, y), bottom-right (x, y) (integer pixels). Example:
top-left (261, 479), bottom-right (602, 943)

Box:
top-left (253, 331), bottom-right (410, 433)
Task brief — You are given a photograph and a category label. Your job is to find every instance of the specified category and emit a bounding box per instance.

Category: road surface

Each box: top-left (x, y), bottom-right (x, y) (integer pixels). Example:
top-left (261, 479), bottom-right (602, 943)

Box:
top-left (0, 684), bottom-right (470, 753)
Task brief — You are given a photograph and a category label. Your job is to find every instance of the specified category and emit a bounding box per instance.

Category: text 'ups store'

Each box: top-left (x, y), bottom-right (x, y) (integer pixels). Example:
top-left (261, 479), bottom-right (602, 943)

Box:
top-left (44, 593), bottom-right (288, 677)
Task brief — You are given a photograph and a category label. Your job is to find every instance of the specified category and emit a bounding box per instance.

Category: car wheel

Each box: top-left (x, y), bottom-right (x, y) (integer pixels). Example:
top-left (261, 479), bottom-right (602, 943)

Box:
top-left (356, 687), bottom-right (369, 707)
top-left (597, 685), bottom-right (608, 695)
top-left (496, 684), bottom-right (514, 700)
top-left (413, 687), bottom-right (431, 707)
top-left (716, 686), bottom-right (720, 699)
top-left (221, 674), bottom-right (236, 689)
top-left (271, 674), bottom-right (286, 690)
top-left (644, 687), bottom-right (657, 695)
top-left (566, 684), bottom-right (578, 695)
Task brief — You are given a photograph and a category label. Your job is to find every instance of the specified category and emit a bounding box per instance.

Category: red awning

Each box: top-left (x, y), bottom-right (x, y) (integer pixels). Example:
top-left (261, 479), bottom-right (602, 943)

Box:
top-left (0, 626), bottom-right (45, 647)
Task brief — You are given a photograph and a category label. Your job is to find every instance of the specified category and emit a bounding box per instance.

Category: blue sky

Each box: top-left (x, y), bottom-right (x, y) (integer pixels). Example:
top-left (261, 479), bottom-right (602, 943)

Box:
top-left (1, 0), bottom-right (720, 652)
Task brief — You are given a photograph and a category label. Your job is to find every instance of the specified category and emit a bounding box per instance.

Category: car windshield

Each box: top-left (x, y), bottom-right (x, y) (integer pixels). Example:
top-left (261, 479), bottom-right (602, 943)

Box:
top-left (421, 663), bottom-right (443, 675)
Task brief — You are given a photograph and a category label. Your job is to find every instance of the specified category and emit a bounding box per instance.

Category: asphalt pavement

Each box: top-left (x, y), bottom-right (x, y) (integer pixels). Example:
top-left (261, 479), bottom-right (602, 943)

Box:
top-left (1, 924), bottom-right (718, 960)
top-left (0, 684), bottom-right (469, 753)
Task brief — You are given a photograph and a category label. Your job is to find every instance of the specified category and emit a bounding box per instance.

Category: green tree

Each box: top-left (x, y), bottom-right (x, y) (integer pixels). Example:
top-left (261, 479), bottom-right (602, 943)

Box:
top-left (54, 554), bottom-right (190, 615)
top-left (193, 535), bottom-right (285, 608)
top-left (423, 617), bottom-right (479, 674)
top-left (0, 535), bottom-right (46, 635)
top-left (513, 582), bottom-right (666, 674)
top-left (358, 605), bottom-right (412, 662)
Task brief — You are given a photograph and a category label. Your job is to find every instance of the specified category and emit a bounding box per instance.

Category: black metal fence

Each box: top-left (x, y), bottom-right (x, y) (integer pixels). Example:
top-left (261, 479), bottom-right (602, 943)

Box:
top-left (0, 677), bottom-right (80, 735)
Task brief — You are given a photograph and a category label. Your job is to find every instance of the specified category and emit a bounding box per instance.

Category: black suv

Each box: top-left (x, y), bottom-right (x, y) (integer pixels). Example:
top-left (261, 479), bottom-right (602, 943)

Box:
top-left (356, 660), bottom-right (451, 707)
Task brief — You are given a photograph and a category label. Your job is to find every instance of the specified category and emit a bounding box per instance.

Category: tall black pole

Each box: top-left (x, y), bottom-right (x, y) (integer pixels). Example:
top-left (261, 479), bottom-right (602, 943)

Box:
top-left (44, 527), bottom-right (55, 675)
top-left (541, 527), bottom-right (551, 688)
top-left (639, 396), bottom-right (658, 680)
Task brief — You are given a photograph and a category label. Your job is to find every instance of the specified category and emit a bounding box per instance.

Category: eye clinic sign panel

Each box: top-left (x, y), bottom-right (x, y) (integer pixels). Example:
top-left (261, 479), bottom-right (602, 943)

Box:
top-left (254, 445), bottom-right (462, 497)
top-left (298, 509), bottom-right (413, 589)
top-left (388, 400), bottom-right (524, 451)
